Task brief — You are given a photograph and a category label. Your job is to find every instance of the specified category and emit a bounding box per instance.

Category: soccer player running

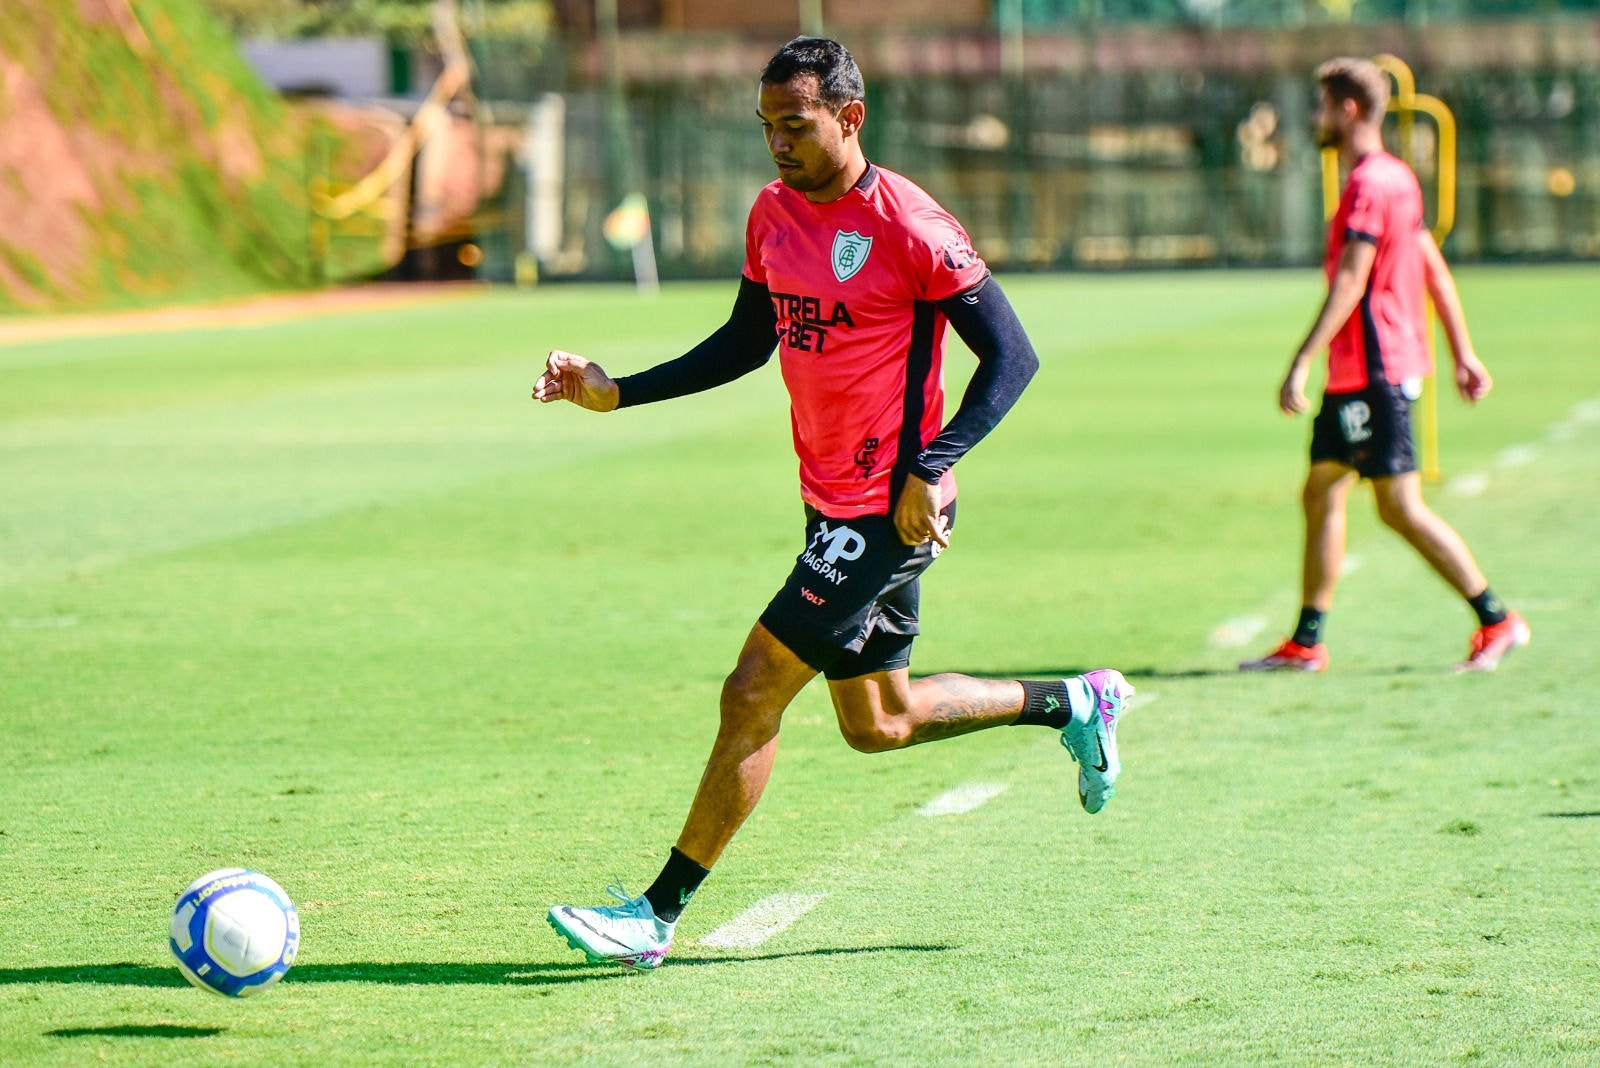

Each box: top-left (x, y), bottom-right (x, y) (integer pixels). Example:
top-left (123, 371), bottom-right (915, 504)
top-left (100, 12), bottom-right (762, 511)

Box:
top-left (534, 37), bottom-right (1132, 970)
top-left (1241, 57), bottom-right (1528, 676)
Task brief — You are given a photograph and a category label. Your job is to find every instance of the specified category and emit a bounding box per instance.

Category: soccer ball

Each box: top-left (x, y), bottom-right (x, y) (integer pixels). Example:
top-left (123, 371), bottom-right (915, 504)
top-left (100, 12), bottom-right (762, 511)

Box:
top-left (169, 868), bottom-right (299, 997)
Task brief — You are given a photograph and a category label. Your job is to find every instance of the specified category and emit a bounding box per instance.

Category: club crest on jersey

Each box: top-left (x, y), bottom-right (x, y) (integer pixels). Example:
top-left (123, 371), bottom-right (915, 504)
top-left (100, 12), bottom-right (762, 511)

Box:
top-left (831, 230), bottom-right (872, 282)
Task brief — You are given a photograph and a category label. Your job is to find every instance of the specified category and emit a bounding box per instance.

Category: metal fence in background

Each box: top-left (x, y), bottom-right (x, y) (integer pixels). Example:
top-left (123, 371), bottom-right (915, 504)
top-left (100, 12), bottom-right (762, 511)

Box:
top-left (457, 20), bottom-right (1600, 284)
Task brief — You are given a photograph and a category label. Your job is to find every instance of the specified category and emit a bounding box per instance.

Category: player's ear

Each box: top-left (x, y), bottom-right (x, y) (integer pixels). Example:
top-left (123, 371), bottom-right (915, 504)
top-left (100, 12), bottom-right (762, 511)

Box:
top-left (838, 100), bottom-right (865, 138)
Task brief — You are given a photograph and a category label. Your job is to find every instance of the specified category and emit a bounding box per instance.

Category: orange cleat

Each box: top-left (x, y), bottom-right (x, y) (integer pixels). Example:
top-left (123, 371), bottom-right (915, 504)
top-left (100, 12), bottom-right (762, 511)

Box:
top-left (1456, 611), bottom-right (1531, 673)
top-left (1239, 638), bottom-right (1329, 673)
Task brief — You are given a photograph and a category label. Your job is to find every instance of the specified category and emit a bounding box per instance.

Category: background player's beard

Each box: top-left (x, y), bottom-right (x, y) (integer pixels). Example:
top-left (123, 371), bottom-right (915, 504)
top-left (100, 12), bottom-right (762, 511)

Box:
top-left (1314, 121), bottom-right (1343, 150)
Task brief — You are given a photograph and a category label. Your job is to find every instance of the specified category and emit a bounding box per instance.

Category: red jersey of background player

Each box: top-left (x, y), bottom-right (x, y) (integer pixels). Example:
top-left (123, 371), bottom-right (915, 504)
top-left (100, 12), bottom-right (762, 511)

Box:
top-left (1324, 151), bottom-right (1431, 392)
top-left (743, 163), bottom-right (989, 518)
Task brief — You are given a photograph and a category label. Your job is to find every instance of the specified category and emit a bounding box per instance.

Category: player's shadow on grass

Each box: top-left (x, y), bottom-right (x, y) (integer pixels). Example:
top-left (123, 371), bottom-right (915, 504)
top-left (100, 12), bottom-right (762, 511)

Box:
top-left (0, 962), bottom-right (619, 989)
top-left (935, 663), bottom-right (1466, 681)
top-left (678, 944), bottom-right (952, 966)
top-left (1, 946), bottom-right (948, 991)
top-left (48, 1025), bottom-right (224, 1040)
top-left (926, 665), bottom-right (1237, 681)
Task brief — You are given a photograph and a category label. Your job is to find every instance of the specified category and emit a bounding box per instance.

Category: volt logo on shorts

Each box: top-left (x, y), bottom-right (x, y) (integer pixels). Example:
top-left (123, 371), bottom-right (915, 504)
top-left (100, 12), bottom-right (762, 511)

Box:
top-left (1339, 400), bottom-right (1373, 443)
top-left (800, 521), bottom-right (865, 585)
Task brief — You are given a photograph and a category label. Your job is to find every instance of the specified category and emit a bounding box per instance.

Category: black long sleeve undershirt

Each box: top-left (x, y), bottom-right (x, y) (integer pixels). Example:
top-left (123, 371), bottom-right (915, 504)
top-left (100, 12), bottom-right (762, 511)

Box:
top-left (612, 272), bottom-right (1038, 486)
top-left (614, 275), bottom-right (777, 408)
top-left (907, 276), bottom-right (1039, 483)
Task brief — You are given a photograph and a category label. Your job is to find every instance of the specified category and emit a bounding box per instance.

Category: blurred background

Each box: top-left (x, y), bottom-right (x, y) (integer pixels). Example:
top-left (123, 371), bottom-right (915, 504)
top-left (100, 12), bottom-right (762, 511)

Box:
top-left (2, 0), bottom-right (1597, 309)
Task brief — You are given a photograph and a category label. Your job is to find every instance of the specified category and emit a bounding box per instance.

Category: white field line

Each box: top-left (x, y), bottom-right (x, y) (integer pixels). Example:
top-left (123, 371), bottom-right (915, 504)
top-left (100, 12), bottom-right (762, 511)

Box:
top-left (1570, 399), bottom-right (1600, 424)
top-left (1126, 689), bottom-right (1157, 711)
top-left (1209, 615), bottom-right (1268, 649)
top-left (1210, 555), bottom-right (1361, 649)
top-left (697, 893), bottom-right (827, 950)
top-left (916, 783), bottom-right (1009, 817)
top-left (6, 616), bottom-right (79, 629)
top-left (1450, 397), bottom-right (1600, 490)
top-left (1495, 443), bottom-right (1540, 469)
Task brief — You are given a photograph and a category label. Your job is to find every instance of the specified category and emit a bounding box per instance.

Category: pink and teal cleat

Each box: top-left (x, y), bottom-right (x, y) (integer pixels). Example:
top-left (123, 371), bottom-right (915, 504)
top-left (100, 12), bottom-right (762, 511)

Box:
top-left (548, 885), bottom-right (674, 971)
top-left (1059, 669), bottom-right (1134, 814)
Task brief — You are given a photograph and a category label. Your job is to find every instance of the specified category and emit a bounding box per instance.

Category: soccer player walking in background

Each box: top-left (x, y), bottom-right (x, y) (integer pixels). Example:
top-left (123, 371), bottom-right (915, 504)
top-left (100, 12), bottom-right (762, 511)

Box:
top-left (533, 37), bottom-right (1132, 970)
top-left (1242, 57), bottom-right (1529, 676)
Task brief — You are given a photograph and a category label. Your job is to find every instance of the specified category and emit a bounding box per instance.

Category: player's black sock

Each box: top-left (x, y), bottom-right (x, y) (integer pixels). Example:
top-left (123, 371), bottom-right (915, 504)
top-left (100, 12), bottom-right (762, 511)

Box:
top-left (1292, 606), bottom-right (1325, 648)
top-left (1468, 587), bottom-right (1508, 627)
top-left (1015, 679), bottom-right (1073, 729)
top-left (643, 847), bottom-right (710, 924)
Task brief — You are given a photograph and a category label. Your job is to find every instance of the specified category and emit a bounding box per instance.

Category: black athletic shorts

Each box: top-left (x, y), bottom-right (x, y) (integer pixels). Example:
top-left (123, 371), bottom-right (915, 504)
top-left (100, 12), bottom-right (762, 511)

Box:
top-left (1309, 382), bottom-right (1418, 479)
top-left (758, 501), bottom-right (956, 681)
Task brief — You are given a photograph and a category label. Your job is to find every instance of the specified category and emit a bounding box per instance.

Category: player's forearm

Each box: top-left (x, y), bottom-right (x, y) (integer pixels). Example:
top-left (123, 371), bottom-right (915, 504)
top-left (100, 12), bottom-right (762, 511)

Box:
top-left (1295, 237), bottom-right (1376, 363)
top-left (616, 276), bottom-right (777, 408)
top-left (1429, 290), bottom-right (1475, 364)
top-left (1295, 273), bottom-right (1365, 362)
top-left (911, 278), bottom-right (1039, 481)
top-left (1421, 242), bottom-right (1476, 362)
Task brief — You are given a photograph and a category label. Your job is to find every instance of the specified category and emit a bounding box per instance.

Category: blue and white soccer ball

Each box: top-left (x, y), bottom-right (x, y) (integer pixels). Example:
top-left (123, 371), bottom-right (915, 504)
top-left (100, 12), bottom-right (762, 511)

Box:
top-left (169, 868), bottom-right (299, 997)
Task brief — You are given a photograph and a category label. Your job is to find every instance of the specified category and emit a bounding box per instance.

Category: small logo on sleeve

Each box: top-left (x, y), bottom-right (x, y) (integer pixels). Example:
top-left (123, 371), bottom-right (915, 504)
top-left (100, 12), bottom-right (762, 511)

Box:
top-left (832, 230), bottom-right (873, 282)
top-left (941, 232), bottom-right (978, 270)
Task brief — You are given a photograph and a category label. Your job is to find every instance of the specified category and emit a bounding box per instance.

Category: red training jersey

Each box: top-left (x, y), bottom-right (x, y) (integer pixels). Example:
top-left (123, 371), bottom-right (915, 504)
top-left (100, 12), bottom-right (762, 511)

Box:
top-left (1324, 151), bottom-right (1431, 392)
top-left (742, 164), bottom-right (989, 518)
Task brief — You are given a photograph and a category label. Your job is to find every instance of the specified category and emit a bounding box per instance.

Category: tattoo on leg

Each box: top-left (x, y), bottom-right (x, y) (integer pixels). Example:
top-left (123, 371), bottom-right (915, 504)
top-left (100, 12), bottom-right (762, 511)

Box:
top-left (907, 674), bottom-right (1022, 745)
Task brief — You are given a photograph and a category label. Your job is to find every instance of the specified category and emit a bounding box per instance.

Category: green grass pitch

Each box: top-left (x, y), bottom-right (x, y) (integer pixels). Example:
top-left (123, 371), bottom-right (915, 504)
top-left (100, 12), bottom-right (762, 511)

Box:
top-left (2, 267), bottom-right (1598, 1065)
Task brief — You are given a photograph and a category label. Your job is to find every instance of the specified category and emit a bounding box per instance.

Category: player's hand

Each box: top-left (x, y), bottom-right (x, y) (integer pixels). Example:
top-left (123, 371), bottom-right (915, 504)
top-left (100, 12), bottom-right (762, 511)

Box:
top-left (893, 475), bottom-right (949, 549)
top-left (1454, 351), bottom-right (1493, 404)
top-left (533, 351), bottom-right (620, 412)
top-left (1279, 361), bottom-right (1312, 415)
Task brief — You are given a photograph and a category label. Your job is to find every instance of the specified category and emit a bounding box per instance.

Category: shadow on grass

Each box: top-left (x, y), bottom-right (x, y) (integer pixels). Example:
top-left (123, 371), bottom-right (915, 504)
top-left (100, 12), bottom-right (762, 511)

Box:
top-left (928, 665), bottom-right (1252, 681)
top-left (920, 666), bottom-right (1096, 681)
top-left (1544, 811), bottom-right (1600, 819)
top-left (1, 945), bottom-right (949, 990)
top-left (1127, 664), bottom-right (1451, 680)
top-left (678, 943), bottom-right (951, 966)
top-left (48, 1025), bottom-right (224, 1039)
top-left (934, 662), bottom-right (1486, 682)
top-left (1118, 666), bottom-right (1248, 680)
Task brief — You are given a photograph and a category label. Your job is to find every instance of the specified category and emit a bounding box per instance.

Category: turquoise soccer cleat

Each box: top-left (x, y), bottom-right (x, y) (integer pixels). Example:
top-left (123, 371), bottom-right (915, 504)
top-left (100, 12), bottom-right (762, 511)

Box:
top-left (548, 885), bottom-right (675, 971)
top-left (1059, 669), bottom-right (1134, 814)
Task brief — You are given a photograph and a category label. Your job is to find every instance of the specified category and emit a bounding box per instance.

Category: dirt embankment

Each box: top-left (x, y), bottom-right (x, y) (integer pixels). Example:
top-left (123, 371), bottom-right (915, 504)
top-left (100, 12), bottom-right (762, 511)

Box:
top-left (0, 0), bottom-right (385, 313)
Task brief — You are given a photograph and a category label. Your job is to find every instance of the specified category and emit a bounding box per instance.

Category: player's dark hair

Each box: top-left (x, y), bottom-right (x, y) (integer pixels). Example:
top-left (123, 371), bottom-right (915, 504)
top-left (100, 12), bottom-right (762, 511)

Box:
top-left (1316, 57), bottom-right (1390, 120)
top-left (760, 37), bottom-right (864, 109)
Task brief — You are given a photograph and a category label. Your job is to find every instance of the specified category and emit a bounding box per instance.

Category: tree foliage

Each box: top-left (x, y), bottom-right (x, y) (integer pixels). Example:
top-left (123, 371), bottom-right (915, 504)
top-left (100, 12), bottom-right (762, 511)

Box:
top-left (197, 0), bottom-right (554, 44)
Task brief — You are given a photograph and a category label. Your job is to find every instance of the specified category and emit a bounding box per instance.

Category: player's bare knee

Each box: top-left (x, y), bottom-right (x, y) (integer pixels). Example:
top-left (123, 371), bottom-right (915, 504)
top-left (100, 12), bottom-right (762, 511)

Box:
top-left (717, 670), bottom-right (781, 735)
top-left (1375, 492), bottom-right (1426, 532)
top-left (1302, 484), bottom-right (1339, 522)
top-left (837, 718), bottom-right (905, 753)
